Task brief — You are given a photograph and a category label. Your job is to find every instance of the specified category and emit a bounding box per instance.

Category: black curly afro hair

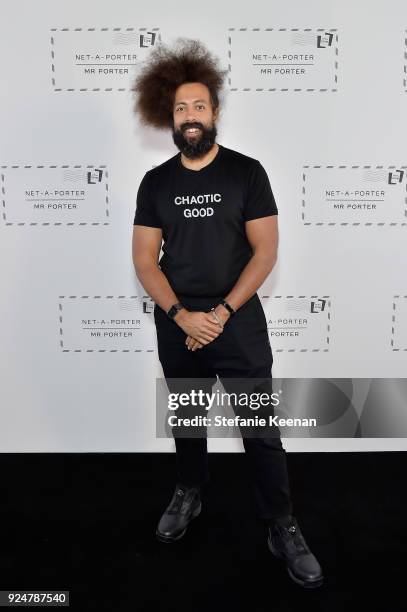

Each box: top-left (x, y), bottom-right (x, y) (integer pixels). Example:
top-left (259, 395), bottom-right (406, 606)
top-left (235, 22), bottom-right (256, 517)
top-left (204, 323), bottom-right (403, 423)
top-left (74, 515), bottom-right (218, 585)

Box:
top-left (131, 37), bottom-right (228, 130)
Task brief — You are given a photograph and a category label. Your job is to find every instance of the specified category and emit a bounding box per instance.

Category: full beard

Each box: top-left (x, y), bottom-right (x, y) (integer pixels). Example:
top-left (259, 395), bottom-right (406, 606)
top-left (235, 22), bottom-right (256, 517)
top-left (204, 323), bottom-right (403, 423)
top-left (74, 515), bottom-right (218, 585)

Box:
top-left (172, 123), bottom-right (218, 159)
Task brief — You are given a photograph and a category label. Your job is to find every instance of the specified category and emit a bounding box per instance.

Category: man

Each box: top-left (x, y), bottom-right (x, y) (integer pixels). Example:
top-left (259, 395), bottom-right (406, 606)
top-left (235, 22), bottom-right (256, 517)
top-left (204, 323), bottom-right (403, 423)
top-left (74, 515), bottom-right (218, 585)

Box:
top-left (131, 38), bottom-right (324, 588)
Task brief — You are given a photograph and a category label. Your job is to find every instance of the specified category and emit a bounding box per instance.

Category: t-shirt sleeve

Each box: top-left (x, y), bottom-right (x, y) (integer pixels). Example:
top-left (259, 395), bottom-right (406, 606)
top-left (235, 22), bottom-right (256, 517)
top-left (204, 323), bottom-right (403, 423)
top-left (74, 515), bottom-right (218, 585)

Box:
top-left (243, 160), bottom-right (278, 222)
top-left (133, 171), bottom-right (162, 228)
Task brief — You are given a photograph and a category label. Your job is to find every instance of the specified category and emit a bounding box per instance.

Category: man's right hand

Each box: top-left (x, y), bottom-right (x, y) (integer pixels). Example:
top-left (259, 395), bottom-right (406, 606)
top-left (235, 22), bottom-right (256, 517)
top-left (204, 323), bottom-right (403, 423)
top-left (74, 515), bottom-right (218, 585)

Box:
top-left (173, 309), bottom-right (223, 346)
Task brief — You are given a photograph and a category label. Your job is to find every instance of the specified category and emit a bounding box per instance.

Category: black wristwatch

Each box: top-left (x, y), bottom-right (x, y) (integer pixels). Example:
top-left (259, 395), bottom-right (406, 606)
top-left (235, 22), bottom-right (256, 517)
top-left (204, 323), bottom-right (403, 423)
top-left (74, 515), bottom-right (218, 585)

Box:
top-left (167, 302), bottom-right (185, 320)
top-left (219, 298), bottom-right (236, 316)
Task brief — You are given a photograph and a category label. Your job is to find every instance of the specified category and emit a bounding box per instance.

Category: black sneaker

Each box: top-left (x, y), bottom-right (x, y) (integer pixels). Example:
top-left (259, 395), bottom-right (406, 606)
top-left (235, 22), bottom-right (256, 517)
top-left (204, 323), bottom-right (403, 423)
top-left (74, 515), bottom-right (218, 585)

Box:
top-left (267, 515), bottom-right (324, 588)
top-left (156, 483), bottom-right (202, 543)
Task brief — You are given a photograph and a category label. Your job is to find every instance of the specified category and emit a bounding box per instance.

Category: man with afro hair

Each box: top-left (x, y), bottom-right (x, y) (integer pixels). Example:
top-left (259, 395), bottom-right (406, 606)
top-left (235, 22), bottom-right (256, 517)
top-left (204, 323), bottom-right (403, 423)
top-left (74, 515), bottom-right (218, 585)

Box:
top-left (131, 37), bottom-right (323, 588)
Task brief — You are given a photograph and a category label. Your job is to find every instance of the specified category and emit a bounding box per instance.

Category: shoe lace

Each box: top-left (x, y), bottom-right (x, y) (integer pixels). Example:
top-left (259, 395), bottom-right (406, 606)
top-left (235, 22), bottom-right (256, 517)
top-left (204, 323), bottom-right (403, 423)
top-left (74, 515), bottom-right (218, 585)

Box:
top-left (167, 487), bottom-right (186, 514)
top-left (273, 520), bottom-right (310, 556)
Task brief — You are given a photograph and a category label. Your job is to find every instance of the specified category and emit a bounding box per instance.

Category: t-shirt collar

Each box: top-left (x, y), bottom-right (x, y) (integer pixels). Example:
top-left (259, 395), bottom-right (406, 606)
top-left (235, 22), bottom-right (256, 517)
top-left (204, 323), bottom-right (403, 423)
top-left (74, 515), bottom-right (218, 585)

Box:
top-left (177, 143), bottom-right (223, 174)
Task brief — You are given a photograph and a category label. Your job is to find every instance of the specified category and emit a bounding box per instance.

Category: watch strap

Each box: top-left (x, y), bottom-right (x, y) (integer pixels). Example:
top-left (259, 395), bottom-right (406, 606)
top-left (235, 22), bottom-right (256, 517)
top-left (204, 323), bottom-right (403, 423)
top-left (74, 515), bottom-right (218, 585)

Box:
top-left (219, 298), bottom-right (235, 316)
top-left (167, 302), bottom-right (184, 319)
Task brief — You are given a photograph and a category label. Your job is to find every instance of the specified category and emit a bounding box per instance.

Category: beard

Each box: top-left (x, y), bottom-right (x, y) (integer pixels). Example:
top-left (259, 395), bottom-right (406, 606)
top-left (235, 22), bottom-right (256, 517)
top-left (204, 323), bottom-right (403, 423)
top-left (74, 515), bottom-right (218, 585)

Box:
top-left (172, 121), bottom-right (218, 159)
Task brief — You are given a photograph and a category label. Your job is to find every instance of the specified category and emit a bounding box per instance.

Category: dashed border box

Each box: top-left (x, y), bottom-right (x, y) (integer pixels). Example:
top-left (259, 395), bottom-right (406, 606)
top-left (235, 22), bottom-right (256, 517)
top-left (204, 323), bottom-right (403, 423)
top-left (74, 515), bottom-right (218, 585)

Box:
top-left (50, 27), bottom-right (160, 92)
top-left (1, 164), bottom-right (109, 226)
top-left (302, 165), bottom-right (407, 226)
top-left (58, 295), bottom-right (156, 352)
top-left (259, 294), bottom-right (331, 352)
top-left (228, 27), bottom-right (338, 92)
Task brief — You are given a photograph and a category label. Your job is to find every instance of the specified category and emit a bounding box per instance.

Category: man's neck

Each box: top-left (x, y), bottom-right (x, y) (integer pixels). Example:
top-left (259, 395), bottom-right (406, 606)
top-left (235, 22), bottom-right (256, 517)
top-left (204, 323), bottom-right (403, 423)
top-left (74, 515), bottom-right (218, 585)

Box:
top-left (180, 142), bottom-right (219, 171)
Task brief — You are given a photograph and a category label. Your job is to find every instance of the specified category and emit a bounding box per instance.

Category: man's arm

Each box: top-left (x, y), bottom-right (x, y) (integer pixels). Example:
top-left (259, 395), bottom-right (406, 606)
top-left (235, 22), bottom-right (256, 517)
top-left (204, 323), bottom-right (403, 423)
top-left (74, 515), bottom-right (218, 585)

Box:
top-left (132, 225), bottom-right (181, 314)
top-left (132, 225), bottom-right (223, 343)
top-left (214, 215), bottom-right (279, 323)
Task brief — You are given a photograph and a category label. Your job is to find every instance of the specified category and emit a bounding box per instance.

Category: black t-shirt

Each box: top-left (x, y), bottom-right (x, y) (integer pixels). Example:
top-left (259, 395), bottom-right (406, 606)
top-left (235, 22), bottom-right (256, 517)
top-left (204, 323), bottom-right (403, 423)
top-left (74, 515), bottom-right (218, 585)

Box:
top-left (133, 143), bottom-right (278, 297)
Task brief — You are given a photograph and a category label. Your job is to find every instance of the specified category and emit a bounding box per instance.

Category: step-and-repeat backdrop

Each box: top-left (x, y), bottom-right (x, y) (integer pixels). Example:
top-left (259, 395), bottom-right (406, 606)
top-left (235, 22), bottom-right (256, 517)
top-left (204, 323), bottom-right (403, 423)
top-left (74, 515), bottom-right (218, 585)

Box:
top-left (1, 0), bottom-right (406, 451)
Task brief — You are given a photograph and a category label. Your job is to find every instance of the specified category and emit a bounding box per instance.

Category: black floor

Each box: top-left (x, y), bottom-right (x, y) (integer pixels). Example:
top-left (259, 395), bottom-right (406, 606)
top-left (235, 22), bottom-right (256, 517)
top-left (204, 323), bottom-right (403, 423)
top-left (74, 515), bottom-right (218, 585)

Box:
top-left (0, 451), bottom-right (404, 611)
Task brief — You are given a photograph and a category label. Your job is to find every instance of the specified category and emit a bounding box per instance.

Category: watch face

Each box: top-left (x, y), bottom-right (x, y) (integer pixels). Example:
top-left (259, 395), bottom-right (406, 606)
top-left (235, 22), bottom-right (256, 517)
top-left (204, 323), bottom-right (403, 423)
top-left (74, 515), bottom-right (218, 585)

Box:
top-left (168, 304), bottom-right (182, 318)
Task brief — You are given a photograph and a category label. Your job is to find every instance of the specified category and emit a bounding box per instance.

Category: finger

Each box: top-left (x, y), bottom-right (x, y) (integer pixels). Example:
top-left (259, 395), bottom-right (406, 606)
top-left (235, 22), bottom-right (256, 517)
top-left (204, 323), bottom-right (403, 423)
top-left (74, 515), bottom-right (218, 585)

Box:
top-left (203, 315), bottom-right (223, 330)
top-left (197, 333), bottom-right (215, 344)
top-left (197, 334), bottom-right (219, 345)
top-left (191, 340), bottom-right (204, 351)
top-left (203, 327), bottom-right (222, 338)
top-left (205, 320), bottom-right (223, 333)
top-left (202, 328), bottom-right (222, 340)
top-left (186, 336), bottom-right (202, 349)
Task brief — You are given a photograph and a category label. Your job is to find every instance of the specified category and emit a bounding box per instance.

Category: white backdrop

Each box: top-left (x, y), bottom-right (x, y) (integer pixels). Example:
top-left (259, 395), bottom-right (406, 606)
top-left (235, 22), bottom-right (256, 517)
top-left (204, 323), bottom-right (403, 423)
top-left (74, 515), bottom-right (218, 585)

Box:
top-left (1, 0), bottom-right (406, 452)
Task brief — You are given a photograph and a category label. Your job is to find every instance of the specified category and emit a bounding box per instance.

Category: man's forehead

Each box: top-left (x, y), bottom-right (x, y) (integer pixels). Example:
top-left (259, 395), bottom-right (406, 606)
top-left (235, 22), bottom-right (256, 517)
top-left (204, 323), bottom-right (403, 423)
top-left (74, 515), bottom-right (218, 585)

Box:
top-left (174, 83), bottom-right (210, 103)
top-left (174, 97), bottom-right (208, 105)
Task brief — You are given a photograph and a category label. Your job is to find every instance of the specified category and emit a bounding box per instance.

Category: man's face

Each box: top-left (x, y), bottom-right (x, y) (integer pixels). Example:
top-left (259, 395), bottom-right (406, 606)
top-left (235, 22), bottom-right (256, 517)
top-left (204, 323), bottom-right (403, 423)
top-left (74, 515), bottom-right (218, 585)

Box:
top-left (171, 82), bottom-right (218, 159)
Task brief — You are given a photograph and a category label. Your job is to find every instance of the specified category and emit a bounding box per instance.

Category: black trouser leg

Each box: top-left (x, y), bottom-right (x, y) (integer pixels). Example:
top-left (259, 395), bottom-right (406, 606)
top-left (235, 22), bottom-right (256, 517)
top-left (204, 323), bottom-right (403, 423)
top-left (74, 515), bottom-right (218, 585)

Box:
top-left (165, 374), bottom-right (215, 487)
top-left (154, 305), bottom-right (216, 487)
top-left (217, 365), bottom-right (293, 522)
top-left (154, 298), bottom-right (294, 520)
top-left (170, 372), bottom-right (214, 487)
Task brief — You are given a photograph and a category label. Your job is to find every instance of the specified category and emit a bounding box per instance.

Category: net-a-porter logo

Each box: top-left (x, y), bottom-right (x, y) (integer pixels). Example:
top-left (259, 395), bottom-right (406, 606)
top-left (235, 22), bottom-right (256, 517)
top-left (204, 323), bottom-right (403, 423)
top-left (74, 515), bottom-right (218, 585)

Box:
top-left (50, 27), bottom-right (160, 92)
top-left (260, 295), bottom-right (331, 352)
top-left (302, 165), bottom-right (407, 226)
top-left (227, 28), bottom-right (338, 91)
top-left (1, 165), bottom-right (108, 226)
top-left (58, 295), bottom-right (155, 352)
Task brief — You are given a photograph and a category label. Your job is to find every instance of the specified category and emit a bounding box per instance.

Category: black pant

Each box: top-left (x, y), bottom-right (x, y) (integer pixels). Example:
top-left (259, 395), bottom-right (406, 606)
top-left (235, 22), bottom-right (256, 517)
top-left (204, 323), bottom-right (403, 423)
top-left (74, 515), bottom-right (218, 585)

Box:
top-left (154, 292), bottom-right (293, 521)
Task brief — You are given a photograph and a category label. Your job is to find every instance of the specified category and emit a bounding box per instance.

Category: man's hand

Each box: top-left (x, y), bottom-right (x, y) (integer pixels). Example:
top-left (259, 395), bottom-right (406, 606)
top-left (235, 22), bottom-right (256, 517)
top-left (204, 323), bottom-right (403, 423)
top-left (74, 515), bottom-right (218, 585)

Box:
top-left (182, 305), bottom-right (232, 351)
top-left (173, 309), bottom-right (223, 347)
top-left (185, 336), bottom-right (204, 351)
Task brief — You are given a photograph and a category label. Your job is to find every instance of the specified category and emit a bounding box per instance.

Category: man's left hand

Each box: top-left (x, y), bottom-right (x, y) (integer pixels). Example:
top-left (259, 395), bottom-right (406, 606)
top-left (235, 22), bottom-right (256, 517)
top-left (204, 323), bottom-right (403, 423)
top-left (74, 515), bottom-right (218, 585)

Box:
top-left (185, 304), bottom-right (231, 351)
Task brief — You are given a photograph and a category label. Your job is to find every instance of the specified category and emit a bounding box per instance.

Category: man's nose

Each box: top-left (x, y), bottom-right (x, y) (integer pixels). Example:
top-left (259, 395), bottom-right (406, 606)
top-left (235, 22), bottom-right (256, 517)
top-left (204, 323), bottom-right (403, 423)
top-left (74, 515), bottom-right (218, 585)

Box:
top-left (185, 110), bottom-right (198, 123)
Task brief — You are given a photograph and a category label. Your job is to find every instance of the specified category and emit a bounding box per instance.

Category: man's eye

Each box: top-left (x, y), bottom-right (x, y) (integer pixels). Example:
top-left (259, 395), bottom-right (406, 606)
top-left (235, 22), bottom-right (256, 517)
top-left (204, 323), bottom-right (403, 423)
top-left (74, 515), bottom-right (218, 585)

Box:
top-left (175, 106), bottom-right (204, 111)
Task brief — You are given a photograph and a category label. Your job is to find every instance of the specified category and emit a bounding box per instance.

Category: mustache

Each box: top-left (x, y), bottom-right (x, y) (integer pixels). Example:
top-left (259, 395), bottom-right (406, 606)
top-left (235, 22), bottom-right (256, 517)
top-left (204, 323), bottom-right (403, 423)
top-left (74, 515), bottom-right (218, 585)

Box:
top-left (181, 124), bottom-right (203, 131)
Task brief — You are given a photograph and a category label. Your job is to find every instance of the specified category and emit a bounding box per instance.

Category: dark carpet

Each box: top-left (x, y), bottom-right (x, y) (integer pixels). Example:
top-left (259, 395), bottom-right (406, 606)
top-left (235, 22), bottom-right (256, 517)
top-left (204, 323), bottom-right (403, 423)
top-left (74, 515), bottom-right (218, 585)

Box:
top-left (0, 451), bottom-right (404, 611)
